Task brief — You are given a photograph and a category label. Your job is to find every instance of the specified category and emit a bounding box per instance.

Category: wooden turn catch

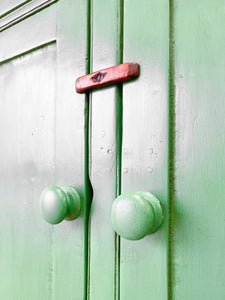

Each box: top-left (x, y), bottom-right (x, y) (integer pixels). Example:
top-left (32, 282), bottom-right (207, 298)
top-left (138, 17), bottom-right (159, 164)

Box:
top-left (75, 62), bottom-right (140, 93)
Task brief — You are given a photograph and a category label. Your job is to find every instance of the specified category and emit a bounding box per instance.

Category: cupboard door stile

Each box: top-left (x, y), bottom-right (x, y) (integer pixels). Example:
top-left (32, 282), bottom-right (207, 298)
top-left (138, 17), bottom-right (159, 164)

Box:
top-left (89, 0), bottom-right (121, 299)
top-left (121, 0), bottom-right (169, 299)
top-left (53, 0), bottom-right (89, 299)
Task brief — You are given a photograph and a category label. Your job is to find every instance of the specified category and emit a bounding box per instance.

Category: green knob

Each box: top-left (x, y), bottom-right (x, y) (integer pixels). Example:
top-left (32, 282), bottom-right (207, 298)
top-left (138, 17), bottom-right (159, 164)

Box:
top-left (111, 191), bottom-right (164, 240)
top-left (40, 185), bottom-right (81, 225)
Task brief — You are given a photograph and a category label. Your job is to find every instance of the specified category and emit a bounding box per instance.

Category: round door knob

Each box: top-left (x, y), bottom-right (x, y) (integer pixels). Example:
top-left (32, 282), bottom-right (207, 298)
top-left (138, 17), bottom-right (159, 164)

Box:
top-left (40, 185), bottom-right (81, 224)
top-left (111, 191), bottom-right (164, 240)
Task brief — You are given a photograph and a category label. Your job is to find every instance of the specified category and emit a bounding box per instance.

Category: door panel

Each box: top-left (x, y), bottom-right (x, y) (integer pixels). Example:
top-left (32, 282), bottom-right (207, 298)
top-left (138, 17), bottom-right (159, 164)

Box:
top-left (0, 43), bottom-right (56, 300)
top-left (173, 2), bottom-right (225, 299)
top-left (0, 0), bottom-right (88, 299)
top-left (120, 0), bottom-right (169, 299)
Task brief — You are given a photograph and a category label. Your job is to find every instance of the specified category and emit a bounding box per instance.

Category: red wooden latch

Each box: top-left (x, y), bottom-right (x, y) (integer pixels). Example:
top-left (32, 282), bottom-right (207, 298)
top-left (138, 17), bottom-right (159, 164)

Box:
top-left (75, 62), bottom-right (140, 93)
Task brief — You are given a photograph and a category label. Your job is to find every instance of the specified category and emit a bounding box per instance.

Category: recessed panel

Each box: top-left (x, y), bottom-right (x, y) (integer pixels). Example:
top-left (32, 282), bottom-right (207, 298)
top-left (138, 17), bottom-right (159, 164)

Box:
top-left (0, 44), bottom-right (56, 299)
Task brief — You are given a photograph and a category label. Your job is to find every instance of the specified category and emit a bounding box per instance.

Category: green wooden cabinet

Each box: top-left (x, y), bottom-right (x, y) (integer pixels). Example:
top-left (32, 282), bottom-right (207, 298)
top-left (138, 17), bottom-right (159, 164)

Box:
top-left (0, 1), bottom-right (224, 299)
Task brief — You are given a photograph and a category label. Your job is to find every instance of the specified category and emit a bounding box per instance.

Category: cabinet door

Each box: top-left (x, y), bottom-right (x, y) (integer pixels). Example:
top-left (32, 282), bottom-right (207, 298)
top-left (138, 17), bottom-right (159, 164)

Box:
top-left (88, 0), bottom-right (169, 299)
top-left (0, 1), bottom-right (89, 299)
top-left (120, 0), bottom-right (169, 299)
top-left (89, 1), bottom-right (225, 300)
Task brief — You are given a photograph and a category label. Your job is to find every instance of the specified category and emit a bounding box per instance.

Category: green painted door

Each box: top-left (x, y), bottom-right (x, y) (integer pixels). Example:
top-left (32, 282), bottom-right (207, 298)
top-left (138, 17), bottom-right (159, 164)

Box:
top-left (0, 1), bottom-right (89, 299)
top-left (88, 1), bottom-right (169, 299)
top-left (0, 1), bottom-right (224, 300)
top-left (88, 1), bottom-right (225, 300)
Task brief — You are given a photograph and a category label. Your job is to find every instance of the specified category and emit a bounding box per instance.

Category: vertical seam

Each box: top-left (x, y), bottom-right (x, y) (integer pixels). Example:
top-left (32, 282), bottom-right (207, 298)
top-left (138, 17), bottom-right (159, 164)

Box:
top-left (168, 0), bottom-right (175, 299)
top-left (115, 1), bottom-right (124, 300)
top-left (85, 0), bottom-right (92, 299)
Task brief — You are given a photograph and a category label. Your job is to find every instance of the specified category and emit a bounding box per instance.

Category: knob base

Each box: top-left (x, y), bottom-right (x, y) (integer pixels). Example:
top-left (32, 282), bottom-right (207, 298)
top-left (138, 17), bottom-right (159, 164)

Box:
top-left (61, 186), bottom-right (81, 221)
top-left (136, 192), bottom-right (164, 234)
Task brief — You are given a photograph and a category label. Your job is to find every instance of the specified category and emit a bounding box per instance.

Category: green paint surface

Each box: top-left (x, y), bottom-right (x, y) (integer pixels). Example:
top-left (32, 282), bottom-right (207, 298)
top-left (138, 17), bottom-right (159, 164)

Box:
top-left (0, 44), bottom-right (56, 300)
top-left (172, 1), bottom-right (225, 299)
top-left (0, 1), bottom-right (88, 299)
top-left (88, 0), bottom-right (120, 299)
top-left (120, 0), bottom-right (169, 299)
top-left (0, 1), bottom-right (225, 299)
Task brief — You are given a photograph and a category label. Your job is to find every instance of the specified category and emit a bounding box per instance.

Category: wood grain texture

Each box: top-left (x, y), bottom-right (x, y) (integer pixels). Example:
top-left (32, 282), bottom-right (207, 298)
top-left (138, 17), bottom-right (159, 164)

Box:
top-left (173, 2), bottom-right (225, 299)
top-left (76, 62), bottom-right (139, 93)
top-left (120, 0), bottom-right (169, 299)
